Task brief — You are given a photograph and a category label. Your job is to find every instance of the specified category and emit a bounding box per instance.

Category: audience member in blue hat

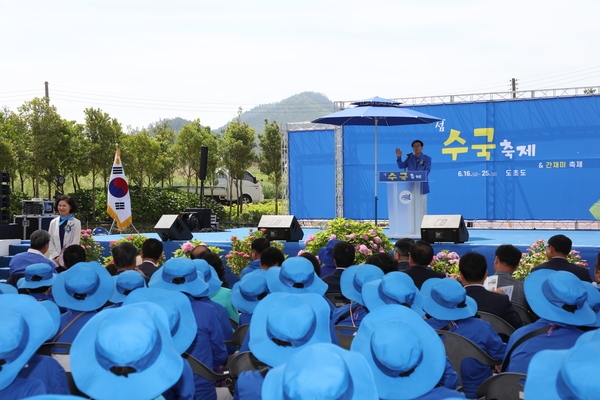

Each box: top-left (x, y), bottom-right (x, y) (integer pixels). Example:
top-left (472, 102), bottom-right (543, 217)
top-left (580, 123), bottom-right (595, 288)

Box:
top-left (267, 256), bottom-right (328, 296)
top-left (70, 303), bottom-right (184, 400)
top-left (7, 230), bottom-right (56, 287)
top-left (332, 264), bottom-right (383, 327)
top-left (361, 271), bottom-right (424, 316)
top-left (107, 270), bottom-right (147, 306)
top-left (150, 257), bottom-right (228, 400)
top-left (502, 269), bottom-right (596, 374)
top-left (352, 304), bottom-right (465, 399)
top-left (525, 331), bottom-right (600, 399)
top-left (235, 292), bottom-right (333, 398)
top-left (0, 295), bottom-right (68, 397)
top-left (17, 263), bottom-right (58, 301)
top-left (239, 237), bottom-right (270, 278)
top-left (231, 269), bottom-right (269, 326)
top-left (317, 238), bottom-right (339, 277)
top-left (262, 342), bottom-right (379, 400)
top-left (124, 288), bottom-right (198, 400)
top-left (192, 258), bottom-right (236, 355)
top-left (323, 241), bottom-right (355, 295)
top-left (421, 277), bottom-right (505, 398)
top-left (199, 251), bottom-right (239, 323)
top-left (0, 282), bottom-right (18, 294)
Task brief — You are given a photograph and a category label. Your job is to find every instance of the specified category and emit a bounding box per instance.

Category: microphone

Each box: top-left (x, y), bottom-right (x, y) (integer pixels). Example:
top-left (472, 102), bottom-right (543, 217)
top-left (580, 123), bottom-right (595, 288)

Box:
top-left (406, 153), bottom-right (413, 157)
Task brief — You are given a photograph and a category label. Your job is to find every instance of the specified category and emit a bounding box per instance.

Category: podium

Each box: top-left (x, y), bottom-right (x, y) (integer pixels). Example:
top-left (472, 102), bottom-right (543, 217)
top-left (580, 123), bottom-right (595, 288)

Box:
top-left (380, 171), bottom-right (427, 237)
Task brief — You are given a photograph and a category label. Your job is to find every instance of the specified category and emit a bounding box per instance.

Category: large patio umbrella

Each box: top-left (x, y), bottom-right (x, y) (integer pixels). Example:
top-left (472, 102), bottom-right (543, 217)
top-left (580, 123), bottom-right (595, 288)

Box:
top-left (312, 96), bottom-right (441, 224)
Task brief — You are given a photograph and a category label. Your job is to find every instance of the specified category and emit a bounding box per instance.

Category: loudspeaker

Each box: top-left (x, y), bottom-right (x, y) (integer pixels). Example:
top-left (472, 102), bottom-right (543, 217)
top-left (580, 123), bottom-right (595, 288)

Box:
top-left (258, 215), bottom-right (304, 242)
top-left (182, 208), bottom-right (211, 231)
top-left (199, 146), bottom-right (208, 181)
top-left (154, 214), bottom-right (193, 241)
top-left (421, 214), bottom-right (469, 244)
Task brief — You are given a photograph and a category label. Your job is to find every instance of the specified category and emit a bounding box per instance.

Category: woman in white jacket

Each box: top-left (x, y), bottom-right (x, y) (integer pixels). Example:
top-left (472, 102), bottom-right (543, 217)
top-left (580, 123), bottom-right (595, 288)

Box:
top-left (48, 195), bottom-right (81, 266)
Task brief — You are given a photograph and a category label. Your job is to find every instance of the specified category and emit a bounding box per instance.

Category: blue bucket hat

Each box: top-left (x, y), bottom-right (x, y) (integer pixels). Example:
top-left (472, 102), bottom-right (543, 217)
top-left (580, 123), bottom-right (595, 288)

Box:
top-left (262, 342), bottom-right (378, 400)
top-left (266, 257), bottom-right (327, 295)
top-left (524, 270), bottom-right (595, 326)
top-left (583, 283), bottom-right (600, 327)
top-left (231, 269), bottom-right (269, 315)
top-left (421, 278), bottom-right (477, 321)
top-left (109, 271), bottom-right (147, 304)
top-left (0, 283), bottom-right (17, 294)
top-left (318, 239), bottom-right (339, 268)
top-left (362, 272), bottom-right (424, 317)
top-left (249, 292), bottom-right (332, 367)
top-left (123, 287), bottom-right (196, 354)
top-left (71, 302), bottom-right (183, 400)
top-left (525, 342), bottom-right (600, 399)
top-left (149, 257), bottom-right (208, 297)
top-left (340, 264), bottom-right (384, 305)
top-left (52, 261), bottom-right (113, 311)
top-left (0, 294), bottom-right (58, 390)
top-left (351, 304), bottom-right (446, 400)
top-left (17, 263), bottom-right (58, 289)
top-left (192, 259), bottom-right (222, 297)
top-left (20, 396), bottom-right (88, 400)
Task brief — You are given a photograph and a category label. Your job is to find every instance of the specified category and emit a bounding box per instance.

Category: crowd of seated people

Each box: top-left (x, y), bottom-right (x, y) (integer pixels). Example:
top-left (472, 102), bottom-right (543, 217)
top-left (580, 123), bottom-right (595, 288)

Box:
top-left (1, 231), bottom-right (599, 400)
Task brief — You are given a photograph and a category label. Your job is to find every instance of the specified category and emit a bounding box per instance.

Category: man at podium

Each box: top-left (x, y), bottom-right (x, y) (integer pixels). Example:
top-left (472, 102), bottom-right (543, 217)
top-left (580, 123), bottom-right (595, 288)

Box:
top-left (395, 139), bottom-right (431, 213)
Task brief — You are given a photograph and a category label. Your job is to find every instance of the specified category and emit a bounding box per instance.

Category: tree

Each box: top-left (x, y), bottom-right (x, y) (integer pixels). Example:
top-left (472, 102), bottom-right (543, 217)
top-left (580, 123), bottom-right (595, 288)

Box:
top-left (18, 98), bottom-right (69, 198)
top-left (220, 108), bottom-right (256, 217)
top-left (83, 108), bottom-right (124, 219)
top-left (258, 119), bottom-right (283, 213)
top-left (152, 120), bottom-right (177, 187)
top-left (120, 130), bottom-right (161, 198)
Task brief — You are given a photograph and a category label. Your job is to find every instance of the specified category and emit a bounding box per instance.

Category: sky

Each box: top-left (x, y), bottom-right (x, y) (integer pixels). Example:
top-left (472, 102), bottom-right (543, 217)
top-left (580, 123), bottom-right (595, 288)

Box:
top-left (1, 0), bottom-right (599, 131)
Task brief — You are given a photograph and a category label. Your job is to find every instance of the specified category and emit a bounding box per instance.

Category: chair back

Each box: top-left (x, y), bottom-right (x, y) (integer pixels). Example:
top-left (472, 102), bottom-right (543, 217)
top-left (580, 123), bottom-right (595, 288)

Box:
top-left (225, 323), bottom-right (250, 347)
top-left (477, 311), bottom-right (516, 341)
top-left (183, 352), bottom-right (230, 381)
top-left (511, 303), bottom-right (538, 325)
top-left (436, 330), bottom-right (502, 388)
top-left (476, 372), bottom-right (527, 400)
top-left (228, 351), bottom-right (269, 380)
top-left (325, 292), bottom-right (351, 308)
top-left (335, 324), bottom-right (359, 350)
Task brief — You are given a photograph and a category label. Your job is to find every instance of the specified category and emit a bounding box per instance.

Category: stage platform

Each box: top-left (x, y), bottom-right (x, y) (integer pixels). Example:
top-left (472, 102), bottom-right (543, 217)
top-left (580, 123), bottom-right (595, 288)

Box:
top-left (91, 227), bottom-right (600, 286)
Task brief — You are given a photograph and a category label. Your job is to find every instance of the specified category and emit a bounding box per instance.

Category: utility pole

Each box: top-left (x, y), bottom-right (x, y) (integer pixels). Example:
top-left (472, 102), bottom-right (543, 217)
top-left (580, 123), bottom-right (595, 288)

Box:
top-left (511, 78), bottom-right (518, 99)
top-left (44, 81), bottom-right (49, 100)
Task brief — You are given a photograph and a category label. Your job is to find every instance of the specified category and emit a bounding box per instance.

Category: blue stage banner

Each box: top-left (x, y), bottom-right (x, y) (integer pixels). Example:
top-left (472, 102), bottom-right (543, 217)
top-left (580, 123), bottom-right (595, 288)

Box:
top-left (342, 96), bottom-right (600, 220)
top-left (289, 129), bottom-right (337, 219)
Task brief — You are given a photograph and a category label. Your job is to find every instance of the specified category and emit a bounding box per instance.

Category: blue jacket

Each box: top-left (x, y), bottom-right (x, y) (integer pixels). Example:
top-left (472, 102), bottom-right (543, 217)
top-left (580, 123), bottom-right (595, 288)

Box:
top-left (9, 251), bottom-right (56, 276)
top-left (240, 260), bottom-right (261, 279)
top-left (503, 318), bottom-right (585, 373)
top-left (396, 153), bottom-right (432, 194)
top-left (426, 317), bottom-right (506, 399)
top-left (17, 354), bottom-right (69, 395)
top-left (186, 295), bottom-right (228, 400)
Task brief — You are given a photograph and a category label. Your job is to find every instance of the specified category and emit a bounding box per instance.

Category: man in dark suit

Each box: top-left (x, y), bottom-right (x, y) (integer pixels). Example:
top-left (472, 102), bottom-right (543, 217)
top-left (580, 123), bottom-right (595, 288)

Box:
top-left (137, 238), bottom-right (163, 279)
top-left (459, 251), bottom-right (522, 329)
top-left (401, 240), bottom-right (445, 289)
top-left (323, 241), bottom-right (355, 294)
top-left (393, 238), bottom-right (414, 271)
top-left (530, 234), bottom-right (592, 282)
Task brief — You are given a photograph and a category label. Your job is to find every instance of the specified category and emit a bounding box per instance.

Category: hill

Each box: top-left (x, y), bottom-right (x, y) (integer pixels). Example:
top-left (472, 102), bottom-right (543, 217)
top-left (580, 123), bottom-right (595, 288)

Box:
top-left (147, 91), bottom-right (333, 135)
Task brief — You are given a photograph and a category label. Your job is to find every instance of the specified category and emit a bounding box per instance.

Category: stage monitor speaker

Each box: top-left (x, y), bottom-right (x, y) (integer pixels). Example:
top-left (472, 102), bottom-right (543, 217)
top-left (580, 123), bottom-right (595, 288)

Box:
top-left (182, 208), bottom-right (211, 231)
top-left (154, 214), bottom-right (193, 241)
top-left (258, 215), bottom-right (304, 242)
top-left (421, 214), bottom-right (469, 244)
